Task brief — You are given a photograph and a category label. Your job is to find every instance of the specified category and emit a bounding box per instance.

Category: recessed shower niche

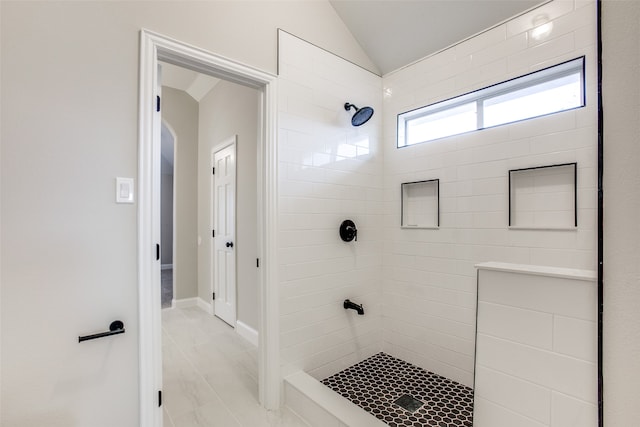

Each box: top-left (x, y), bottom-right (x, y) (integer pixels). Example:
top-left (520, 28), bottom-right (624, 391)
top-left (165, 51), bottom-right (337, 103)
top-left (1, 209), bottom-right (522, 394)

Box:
top-left (509, 163), bottom-right (577, 229)
top-left (401, 179), bottom-right (439, 228)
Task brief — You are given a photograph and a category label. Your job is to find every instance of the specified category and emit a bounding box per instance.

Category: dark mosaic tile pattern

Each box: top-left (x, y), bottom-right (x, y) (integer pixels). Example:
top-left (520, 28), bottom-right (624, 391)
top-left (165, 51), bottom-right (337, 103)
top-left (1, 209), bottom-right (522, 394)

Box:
top-left (321, 352), bottom-right (473, 427)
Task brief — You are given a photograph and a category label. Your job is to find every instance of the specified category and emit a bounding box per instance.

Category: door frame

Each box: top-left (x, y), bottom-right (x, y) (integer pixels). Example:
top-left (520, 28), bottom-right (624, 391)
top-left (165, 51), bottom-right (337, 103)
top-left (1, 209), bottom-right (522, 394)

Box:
top-left (211, 137), bottom-right (237, 324)
top-left (138, 29), bottom-right (280, 427)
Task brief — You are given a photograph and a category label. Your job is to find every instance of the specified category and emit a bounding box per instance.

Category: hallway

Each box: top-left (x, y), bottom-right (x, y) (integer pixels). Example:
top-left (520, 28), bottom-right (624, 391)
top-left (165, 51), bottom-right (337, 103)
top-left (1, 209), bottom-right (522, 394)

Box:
top-left (162, 306), bottom-right (307, 427)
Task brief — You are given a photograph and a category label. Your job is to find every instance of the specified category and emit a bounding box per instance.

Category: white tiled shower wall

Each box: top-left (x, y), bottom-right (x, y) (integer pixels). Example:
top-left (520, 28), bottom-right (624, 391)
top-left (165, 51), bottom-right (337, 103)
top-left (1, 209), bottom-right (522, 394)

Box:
top-left (277, 31), bottom-right (384, 380)
top-left (474, 265), bottom-right (597, 427)
top-left (277, 0), bottom-right (598, 393)
top-left (381, 0), bottom-right (598, 387)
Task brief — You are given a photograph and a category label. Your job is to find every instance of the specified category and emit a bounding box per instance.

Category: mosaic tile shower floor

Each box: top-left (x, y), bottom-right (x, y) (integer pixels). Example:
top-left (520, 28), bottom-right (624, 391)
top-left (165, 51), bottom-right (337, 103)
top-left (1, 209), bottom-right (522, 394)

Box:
top-left (321, 352), bottom-right (473, 427)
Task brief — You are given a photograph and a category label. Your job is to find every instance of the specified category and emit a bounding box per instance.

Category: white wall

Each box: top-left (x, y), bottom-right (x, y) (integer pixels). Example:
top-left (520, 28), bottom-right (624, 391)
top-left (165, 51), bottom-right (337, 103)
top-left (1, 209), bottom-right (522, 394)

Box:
top-left (277, 31), bottom-right (384, 380)
top-left (0, 2), bottom-right (374, 425)
top-left (160, 156), bottom-right (174, 265)
top-left (381, 0), bottom-right (598, 387)
top-left (162, 87), bottom-right (199, 300)
top-left (198, 80), bottom-right (260, 331)
top-left (602, 1), bottom-right (640, 425)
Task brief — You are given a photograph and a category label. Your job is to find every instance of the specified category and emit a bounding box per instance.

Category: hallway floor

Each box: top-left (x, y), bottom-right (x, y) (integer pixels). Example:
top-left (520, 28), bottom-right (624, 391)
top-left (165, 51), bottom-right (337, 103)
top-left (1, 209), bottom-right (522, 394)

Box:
top-left (162, 306), bottom-right (309, 427)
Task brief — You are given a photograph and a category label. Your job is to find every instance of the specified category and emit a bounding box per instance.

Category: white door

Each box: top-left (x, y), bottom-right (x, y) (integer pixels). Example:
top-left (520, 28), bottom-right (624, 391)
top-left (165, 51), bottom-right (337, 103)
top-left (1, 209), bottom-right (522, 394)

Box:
top-left (212, 139), bottom-right (237, 326)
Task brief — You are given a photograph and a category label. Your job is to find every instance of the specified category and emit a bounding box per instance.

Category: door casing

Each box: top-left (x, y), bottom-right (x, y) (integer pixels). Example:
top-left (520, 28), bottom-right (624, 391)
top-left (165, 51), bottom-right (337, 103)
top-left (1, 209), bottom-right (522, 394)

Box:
top-left (138, 29), bottom-right (279, 427)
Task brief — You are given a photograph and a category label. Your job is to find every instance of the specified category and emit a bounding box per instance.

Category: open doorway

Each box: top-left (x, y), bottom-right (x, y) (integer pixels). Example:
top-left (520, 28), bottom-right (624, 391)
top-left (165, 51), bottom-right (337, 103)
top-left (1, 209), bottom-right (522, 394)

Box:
top-left (158, 61), bottom-right (263, 423)
top-left (160, 122), bottom-right (175, 309)
top-left (138, 30), bottom-right (279, 426)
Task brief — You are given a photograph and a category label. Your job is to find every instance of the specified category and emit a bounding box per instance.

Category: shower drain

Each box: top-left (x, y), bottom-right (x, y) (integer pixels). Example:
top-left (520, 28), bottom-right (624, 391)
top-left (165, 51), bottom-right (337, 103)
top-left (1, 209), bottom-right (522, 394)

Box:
top-left (394, 394), bottom-right (424, 413)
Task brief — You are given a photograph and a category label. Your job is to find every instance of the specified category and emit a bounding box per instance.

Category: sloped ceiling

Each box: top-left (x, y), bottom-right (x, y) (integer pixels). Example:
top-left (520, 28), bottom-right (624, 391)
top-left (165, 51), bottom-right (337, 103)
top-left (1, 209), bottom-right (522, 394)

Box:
top-left (330, 0), bottom-right (546, 75)
top-left (160, 61), bottom-right (220, 102)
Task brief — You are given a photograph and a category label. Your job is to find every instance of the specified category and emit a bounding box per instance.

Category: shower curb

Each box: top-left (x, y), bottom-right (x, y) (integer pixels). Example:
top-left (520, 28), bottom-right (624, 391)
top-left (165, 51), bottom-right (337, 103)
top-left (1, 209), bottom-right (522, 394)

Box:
top-left (284, 371), bottom-right (387, 427)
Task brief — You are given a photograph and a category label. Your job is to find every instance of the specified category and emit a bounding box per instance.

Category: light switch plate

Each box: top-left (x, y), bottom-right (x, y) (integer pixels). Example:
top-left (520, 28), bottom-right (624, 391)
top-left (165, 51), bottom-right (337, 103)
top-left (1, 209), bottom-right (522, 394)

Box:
top-left (116, 177), bottom-right (134, 203)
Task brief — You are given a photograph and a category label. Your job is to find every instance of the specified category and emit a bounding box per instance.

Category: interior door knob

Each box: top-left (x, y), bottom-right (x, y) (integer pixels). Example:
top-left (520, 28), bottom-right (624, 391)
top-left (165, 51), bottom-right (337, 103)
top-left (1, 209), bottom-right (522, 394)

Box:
top-left (226, 241), bottom-right (234, 248)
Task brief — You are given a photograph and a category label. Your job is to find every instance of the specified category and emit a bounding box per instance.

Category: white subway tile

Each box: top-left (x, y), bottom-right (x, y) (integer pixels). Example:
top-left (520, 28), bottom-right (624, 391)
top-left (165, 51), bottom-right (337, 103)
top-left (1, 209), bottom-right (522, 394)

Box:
top-left (476, 334), bottom-right (597, 403)
top-left (474, 396), bottom-right (548, 427)
top-left (457, 160), bottom-right (509, 181)
top-left (507, 228), bottom-right (578, 249)
top-left (383, 331), bottom-right (473, 377)
top-left (405, 47), bottom-right (458, 76)
top-left (472, 211), bottom-right (506, 229)
top-left (413, 77), bottom-right (457, 106)
top-left (528, 2), bottom-right (595, 49)
top-left (478, 269), bottom-right (597, 320)
top-left (530, 126), bottom-right (597, 154)
top-left (383, 303), bottom-right (475, 341)
top-left (456, 58), bottom-right (508, 92)
top-left (475, 365), bottom-right (552, 424)
top-left (574, 22), bottom-right (597, 49)
top-left (456, 25), bottom-right (507, 58)
top-left (575, 0), bottom-right (596, 11)
top-left (508, 32), bottom-right (576, 72)
top-left (471, 33), bottom-right (529, 70)
top-left (508, 110), bottom-right (576, 142)
top-left (530, 248), bottom-right (596, 270)
top-left (551, 391), bottom-right (598, 427)
top-left (478, 301), bottom-right (553, 349)
top-left (553, 315), bottom-right (597, 362)
top-left (384, 316), bottom-right (474, 356)
top-left (506, 1), bottom-right (575, 38)
top-left (471, 245), bottom-right (532, 265)
top-left (284, 381), bottom-right (343, 427)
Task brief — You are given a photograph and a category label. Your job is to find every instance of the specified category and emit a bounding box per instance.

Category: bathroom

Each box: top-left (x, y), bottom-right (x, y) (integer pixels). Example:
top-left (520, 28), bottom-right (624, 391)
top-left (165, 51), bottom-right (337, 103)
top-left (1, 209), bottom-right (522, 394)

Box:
top-left (5, 0), bottom-right (630, 425)
top-left (277, 1), bottom-right (598, 426)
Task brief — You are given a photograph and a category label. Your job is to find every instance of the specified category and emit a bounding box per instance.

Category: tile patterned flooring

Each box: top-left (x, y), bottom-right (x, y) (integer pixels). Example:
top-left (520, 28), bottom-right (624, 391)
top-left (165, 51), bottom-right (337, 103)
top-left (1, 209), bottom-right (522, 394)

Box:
top-left (322, 352), bottom-right (474, 427)
top-left (162, 306), bottom-right (309, 427)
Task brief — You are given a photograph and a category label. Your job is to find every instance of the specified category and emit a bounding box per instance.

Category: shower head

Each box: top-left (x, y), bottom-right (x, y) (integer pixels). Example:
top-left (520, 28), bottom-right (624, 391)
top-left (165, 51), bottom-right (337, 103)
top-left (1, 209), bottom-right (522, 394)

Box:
top-left (344, 102), bottom-right (374, 126)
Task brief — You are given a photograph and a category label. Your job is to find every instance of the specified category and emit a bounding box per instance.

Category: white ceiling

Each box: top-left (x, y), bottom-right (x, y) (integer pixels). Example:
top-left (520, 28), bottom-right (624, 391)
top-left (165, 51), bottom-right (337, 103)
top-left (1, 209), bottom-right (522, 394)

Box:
top-left (329, 0), bottom-right (546, 75)
top-left (160, 61), bottom-right (220, 102)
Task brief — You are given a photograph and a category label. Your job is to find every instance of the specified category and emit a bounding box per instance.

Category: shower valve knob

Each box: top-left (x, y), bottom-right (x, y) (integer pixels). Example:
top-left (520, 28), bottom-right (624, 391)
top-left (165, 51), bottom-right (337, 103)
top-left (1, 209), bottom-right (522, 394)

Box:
top-left (339, 220), bottom-right (357, 242)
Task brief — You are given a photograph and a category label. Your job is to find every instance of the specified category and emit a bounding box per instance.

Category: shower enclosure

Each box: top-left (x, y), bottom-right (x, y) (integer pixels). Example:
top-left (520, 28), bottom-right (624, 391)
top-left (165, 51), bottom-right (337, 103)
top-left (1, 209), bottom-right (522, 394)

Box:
top-left (277, 1), bottom-right (599, 423)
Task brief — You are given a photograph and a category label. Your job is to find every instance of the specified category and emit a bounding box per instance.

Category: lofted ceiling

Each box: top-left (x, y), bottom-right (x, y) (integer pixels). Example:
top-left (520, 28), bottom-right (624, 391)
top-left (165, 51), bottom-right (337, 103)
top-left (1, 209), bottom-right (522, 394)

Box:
top-left (329, 0), bottom-right (546, 75)
top-left (160, 61), bottom-right (220, 102)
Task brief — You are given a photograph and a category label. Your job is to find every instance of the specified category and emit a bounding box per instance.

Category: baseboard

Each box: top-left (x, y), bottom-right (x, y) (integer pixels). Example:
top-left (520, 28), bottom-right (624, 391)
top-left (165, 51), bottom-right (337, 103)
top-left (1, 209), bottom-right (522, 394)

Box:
top-left (236, 320), bottom-right (259, 347)
top-left (197, 297), bottom-right (212, 314)
top-left (161, 264), bottom-right (173, 270)
top-left (173, 297), bottom-right (197, 308)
